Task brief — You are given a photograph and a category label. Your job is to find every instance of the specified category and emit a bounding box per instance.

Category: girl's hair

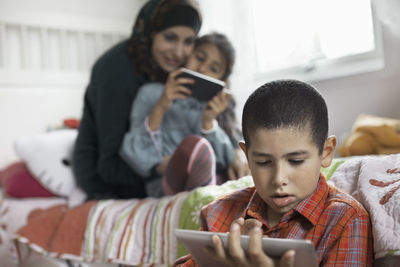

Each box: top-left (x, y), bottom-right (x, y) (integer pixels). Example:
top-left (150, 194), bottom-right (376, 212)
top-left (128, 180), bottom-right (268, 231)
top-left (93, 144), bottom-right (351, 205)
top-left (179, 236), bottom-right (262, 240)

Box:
top-left (129, 0), bottom-right (202, 83)
top-left (217, 96), bottom-right (242, 150)
top-left (195, 32), bottom-right (235, 81)
top-left (198, 32), bottom-right (242, 149)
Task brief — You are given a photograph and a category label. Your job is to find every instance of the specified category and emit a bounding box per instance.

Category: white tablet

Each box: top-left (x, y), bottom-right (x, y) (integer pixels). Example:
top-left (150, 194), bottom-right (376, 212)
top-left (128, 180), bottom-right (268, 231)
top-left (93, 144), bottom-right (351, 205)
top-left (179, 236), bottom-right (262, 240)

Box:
top-left (175, 229), bottom-right (317, 267)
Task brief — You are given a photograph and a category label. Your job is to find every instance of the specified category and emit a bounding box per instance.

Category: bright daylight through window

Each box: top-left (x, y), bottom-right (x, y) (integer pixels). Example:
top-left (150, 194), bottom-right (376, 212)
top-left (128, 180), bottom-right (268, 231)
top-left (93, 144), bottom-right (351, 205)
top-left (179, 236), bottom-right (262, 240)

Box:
top-left (250, 0), bottom-right (381, 81)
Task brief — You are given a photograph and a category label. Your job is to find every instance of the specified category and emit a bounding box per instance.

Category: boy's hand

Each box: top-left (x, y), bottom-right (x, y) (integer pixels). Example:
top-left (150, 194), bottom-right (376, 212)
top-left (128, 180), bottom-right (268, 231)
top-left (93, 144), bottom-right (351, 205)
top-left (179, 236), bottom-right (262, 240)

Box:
top-left (239, 218), bottom-right (262, 234)
top-left (207, 218), bottom-right (295, 267)
top-left (202, 90), bottom-right (231, 131)
top-left (157, 68), bottom-right (193, 111)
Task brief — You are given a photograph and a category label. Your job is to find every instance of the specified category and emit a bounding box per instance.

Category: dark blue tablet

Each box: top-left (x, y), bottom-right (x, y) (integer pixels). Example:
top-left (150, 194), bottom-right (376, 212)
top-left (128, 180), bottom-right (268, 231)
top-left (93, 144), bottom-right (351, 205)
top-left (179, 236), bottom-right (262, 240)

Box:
top-left (178, 68), bottom-right (226, 102)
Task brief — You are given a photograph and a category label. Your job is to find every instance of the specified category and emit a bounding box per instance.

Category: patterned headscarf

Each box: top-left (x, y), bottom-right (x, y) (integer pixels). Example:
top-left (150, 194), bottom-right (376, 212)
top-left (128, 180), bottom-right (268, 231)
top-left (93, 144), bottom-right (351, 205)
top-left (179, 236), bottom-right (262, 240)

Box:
top-left (129, 0), bottom-right (202, 82)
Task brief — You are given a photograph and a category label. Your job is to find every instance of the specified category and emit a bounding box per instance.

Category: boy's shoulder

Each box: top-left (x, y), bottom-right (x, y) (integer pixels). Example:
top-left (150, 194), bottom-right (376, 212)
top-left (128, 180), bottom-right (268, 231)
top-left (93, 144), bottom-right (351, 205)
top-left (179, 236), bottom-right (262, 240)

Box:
top-left (203, 186), bottom-right (256, 211)
top-left (325, 183), bottom-right (370, 218)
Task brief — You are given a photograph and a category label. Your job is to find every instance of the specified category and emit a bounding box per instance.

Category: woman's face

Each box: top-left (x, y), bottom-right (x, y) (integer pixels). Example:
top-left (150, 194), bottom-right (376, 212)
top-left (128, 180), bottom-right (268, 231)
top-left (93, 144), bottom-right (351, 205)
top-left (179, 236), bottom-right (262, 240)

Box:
top-left (185, 43), bottom-right (226, 80)
top-left (152, 26), bottom-right (196, 73)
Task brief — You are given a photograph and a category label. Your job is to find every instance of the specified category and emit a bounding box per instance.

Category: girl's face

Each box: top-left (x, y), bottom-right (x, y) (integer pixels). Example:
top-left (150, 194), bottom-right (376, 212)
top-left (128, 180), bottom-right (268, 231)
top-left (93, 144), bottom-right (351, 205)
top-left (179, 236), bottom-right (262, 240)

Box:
top-left (152, 26), bottom-right (196, 73)
top-left (185, 43), bottom-right (227, 80)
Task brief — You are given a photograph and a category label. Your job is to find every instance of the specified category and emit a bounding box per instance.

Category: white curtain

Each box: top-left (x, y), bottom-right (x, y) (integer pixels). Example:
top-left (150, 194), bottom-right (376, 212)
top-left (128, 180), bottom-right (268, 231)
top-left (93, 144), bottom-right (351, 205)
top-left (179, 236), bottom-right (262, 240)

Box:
top-left (198, 0), bottom-right (261, 120)
top-left (374, 0), bottom-right (400, 38)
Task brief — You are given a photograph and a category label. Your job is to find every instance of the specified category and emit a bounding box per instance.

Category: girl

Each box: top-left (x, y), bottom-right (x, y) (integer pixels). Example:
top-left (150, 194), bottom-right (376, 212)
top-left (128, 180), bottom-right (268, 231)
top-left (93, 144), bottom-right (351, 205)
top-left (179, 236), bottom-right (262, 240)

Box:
top-left (121, 33), bottom-right (239, 197)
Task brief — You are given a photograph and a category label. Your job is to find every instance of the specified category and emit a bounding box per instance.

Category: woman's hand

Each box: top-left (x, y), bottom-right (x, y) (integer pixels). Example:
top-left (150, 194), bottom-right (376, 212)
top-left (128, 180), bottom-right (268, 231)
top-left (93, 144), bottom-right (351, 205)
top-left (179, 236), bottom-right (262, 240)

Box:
top-left (227, 148), bottom-right (250, 180)
top-left (148, 68), bottom-right (193, 131)
top-left (207, 218), bottom-right (296, 267)
top-left (202, 89), bottom-right (231, 131)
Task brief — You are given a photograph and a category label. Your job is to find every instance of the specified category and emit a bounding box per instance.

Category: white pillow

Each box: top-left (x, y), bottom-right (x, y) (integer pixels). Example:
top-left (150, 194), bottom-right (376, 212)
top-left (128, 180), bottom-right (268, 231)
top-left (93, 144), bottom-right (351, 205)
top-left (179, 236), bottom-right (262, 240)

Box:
top-left (14, 129), bottom-right (78, 197)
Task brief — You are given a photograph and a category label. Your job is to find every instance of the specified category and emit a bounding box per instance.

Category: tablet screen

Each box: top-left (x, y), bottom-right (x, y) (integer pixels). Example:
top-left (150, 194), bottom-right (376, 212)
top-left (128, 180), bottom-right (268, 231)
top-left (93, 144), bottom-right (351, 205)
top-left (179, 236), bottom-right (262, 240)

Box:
top-left (175, 229), bottom-right (318, 267)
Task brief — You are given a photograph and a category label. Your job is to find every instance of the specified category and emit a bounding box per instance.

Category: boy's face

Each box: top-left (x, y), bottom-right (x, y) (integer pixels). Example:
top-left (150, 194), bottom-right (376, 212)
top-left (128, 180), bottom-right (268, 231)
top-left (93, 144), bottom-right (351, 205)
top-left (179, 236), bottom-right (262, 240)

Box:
top-left (239, 127), bottom-right (336, 224)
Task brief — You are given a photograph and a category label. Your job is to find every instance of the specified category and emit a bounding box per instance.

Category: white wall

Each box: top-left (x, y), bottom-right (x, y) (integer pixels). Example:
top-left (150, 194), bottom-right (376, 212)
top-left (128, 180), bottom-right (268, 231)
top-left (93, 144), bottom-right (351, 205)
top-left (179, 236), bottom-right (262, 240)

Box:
top-left (314, 1), bottom-right (400, 142)
top-left (0, 0), bottom-right (144, 29)
top-left (0, 0), bottom-right (146, 168)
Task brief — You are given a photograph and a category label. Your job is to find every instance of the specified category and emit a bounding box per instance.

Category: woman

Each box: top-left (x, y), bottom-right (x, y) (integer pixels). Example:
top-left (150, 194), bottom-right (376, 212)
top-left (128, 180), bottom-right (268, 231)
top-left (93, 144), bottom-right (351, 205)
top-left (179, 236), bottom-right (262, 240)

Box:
top-left (73, 0), bottom-right (202, 199)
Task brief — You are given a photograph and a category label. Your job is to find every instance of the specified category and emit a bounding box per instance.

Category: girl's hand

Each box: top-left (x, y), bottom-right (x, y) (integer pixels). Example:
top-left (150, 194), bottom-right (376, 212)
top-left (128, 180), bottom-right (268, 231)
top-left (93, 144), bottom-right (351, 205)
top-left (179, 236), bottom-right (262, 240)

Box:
top-left (157, 68), bottom-right (194, 111)
top-left (227, 149), bottom-right (250, 180)
top-left (202, 89), bottom-right (231, 131)
top-left (148, 69), bottom-right (193, 131)
top-left (155, 155), bottom-right (172, 176)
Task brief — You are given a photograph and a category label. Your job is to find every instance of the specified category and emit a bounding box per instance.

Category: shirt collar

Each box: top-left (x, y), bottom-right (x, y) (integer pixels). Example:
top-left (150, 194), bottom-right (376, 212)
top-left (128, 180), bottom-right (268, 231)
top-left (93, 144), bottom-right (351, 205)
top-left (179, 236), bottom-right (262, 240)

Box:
top-left (294, 175), bottom-right (329, 225)
top-left (244, 174), bottom-right (329, 226)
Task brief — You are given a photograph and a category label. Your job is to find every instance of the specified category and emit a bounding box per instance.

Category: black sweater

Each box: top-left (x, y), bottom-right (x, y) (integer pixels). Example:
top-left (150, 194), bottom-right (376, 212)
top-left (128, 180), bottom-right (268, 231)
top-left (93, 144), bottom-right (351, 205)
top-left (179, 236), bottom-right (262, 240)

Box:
top-left (73, 40), bottom-right (147, 199)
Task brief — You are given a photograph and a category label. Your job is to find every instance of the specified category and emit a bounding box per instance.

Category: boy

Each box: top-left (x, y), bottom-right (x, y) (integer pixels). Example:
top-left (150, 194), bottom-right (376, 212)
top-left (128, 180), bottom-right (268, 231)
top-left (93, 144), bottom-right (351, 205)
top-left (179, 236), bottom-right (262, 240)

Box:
top-left (175, 79), bottom-right (373, 266)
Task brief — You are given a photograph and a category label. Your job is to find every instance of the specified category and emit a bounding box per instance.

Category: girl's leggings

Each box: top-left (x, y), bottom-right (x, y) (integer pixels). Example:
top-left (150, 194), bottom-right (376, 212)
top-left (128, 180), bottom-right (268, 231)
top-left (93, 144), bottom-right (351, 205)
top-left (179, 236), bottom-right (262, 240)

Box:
top-left (162, 135), bottom-right (216, 195)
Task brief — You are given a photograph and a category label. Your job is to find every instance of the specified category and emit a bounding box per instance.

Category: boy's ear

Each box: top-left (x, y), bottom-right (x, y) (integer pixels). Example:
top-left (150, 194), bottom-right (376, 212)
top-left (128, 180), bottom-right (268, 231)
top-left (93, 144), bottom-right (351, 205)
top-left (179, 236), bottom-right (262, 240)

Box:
top-left (238, 141), bottom-right (248, 158)
top-left (321, 135), bottom-right (337, 168)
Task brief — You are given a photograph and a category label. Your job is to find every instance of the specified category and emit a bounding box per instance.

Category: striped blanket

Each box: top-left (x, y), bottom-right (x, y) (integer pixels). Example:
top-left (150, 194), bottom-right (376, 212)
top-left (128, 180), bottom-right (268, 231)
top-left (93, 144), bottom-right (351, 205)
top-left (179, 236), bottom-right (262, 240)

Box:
top-left (13, 177), bottom-right (255, 266)
top-left (82, 194), bottom-right (189, 265)
top-left (15, 192), bottom-right (189, 266)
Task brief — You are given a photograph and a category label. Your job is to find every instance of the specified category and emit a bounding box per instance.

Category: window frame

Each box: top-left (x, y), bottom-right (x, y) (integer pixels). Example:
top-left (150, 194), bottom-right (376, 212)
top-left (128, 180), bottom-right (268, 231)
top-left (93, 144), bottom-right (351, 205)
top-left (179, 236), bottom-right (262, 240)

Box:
top-left (251, 1), bottom-right (384, 83)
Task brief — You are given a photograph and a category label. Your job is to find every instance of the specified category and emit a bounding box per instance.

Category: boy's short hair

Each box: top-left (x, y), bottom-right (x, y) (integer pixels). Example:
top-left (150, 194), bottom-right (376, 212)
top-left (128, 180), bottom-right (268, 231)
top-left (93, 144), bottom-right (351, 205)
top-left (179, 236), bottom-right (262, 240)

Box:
top-left (242, 79), bottom-right (328, 154)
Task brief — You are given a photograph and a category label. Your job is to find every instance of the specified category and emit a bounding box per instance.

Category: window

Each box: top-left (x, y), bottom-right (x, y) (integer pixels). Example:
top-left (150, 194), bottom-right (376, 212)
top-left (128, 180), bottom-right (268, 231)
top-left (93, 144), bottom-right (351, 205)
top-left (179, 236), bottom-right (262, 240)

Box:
top-left (249, 0), bottom-right (383, 82)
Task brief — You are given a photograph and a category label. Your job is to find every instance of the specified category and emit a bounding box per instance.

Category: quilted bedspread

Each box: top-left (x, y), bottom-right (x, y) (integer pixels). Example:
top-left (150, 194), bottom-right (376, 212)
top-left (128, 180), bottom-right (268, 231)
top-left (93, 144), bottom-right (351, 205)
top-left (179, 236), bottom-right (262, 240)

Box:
top-left (329, 154), bottom-right (400, 259)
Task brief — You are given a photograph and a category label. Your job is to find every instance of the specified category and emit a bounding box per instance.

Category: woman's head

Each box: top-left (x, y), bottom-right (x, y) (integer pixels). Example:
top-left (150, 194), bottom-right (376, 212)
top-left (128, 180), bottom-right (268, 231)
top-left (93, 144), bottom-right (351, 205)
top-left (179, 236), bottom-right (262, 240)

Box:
top-left (129, 0), bottom-right (202, 82)
top-left (151, 26), bottom-right (196, 73)
top-left (185, 32), bottom-right (235, 81)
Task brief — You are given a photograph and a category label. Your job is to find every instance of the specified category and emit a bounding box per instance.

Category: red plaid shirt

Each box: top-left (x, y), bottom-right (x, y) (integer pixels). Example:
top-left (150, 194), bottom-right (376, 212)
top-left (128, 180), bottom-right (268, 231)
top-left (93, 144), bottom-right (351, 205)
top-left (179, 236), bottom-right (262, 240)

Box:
top-left (174, 176), bottom-right (373, 266)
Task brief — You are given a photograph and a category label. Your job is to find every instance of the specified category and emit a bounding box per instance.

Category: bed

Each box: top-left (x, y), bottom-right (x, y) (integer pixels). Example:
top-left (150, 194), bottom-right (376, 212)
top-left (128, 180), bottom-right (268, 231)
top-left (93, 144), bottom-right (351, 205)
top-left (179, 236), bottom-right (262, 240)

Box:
top-left (1, 129), bottom-right (399, 267)
top-left (0, 130), bottom-right (254, 266)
